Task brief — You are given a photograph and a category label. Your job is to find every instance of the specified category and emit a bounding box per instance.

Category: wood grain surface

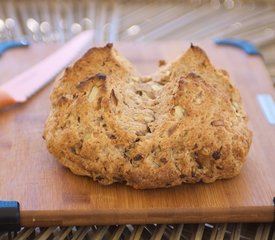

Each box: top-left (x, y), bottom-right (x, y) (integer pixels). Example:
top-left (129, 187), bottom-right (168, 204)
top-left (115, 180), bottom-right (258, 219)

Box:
top-left (0, 42), bottom-right (274, 227)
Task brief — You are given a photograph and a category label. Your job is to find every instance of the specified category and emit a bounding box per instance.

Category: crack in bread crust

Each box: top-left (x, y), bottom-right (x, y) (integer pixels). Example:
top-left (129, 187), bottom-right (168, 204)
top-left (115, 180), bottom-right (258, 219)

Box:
top-left (44, 43), bottom-right (252, 189)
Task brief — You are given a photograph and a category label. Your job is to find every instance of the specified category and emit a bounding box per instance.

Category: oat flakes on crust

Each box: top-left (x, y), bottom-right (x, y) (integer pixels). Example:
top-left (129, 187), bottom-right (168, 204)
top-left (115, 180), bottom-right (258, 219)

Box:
top-left (43, 43), bottom-right (252, 189)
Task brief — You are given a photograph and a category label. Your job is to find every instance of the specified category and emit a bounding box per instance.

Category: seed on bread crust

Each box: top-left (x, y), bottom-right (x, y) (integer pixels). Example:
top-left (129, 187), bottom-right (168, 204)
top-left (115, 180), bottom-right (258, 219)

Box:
top-left (110, 89), bottom-right (118, 106)
top-left (211, 120), bottom-right (224, 127)
top-left (88, 86), bottom-right (99, 102)
top-left (174, 106), bottom-right (185, 120)
top-left (159, 59), bottom-right (166, 67)
top-left (77, 73), bottom-right (106, 89)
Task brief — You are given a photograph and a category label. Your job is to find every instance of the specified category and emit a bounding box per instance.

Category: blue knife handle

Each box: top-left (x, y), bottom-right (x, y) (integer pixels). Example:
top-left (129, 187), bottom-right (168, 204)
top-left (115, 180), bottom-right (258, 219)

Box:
top-left (214, 38), bottom-right (261, 56)
top-left (0, 40), bottom-right (30, 56)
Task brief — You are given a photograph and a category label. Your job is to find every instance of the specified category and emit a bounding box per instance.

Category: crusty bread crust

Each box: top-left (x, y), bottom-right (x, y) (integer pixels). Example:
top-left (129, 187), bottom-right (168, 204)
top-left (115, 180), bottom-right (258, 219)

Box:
top-left (44, 43), bottom-right (252, 189)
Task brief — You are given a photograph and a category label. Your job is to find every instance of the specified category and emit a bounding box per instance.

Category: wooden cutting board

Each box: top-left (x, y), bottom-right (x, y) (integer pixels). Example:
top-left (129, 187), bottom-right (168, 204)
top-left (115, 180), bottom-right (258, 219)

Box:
top-left (0, 42), bottom-right (274, 227)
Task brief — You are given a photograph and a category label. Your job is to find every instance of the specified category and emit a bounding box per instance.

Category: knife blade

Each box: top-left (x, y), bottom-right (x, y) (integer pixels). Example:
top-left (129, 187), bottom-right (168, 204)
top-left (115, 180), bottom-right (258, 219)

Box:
top-left (0, 31), bottom-right (94, 110)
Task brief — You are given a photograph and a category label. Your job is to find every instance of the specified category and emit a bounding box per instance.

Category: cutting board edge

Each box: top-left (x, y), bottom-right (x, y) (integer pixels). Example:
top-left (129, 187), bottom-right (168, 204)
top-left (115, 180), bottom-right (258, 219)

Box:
top-left (21, 206), bottom-right (274, 227)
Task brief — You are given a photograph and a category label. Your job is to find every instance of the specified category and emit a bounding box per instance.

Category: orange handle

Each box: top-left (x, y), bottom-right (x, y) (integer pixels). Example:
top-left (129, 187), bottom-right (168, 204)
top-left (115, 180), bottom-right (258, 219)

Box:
top-left (0, 89), bottom-right (16, 109)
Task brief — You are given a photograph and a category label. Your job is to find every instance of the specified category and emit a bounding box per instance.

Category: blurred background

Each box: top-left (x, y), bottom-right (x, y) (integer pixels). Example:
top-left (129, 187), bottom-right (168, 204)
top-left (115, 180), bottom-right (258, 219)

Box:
top-left (0, 0), bottom-right (275, 239)
top-left (0, 0), bottom-right (274, 83)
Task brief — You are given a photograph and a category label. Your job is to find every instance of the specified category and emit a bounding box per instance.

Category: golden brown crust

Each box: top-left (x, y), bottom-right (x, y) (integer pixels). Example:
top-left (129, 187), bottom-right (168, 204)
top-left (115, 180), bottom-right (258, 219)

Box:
top-left (44, 43), bottom-right (252, 189)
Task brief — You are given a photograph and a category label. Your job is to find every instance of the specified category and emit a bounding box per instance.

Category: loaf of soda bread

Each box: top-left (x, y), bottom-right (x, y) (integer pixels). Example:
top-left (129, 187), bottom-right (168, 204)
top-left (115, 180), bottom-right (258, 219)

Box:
top-left (43, 43), bottom-right (252, 189)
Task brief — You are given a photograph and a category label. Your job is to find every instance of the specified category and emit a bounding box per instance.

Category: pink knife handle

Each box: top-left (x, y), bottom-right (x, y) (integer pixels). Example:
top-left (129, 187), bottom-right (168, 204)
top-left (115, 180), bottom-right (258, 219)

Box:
top-left (0, 89), bottom-right (16, 109)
